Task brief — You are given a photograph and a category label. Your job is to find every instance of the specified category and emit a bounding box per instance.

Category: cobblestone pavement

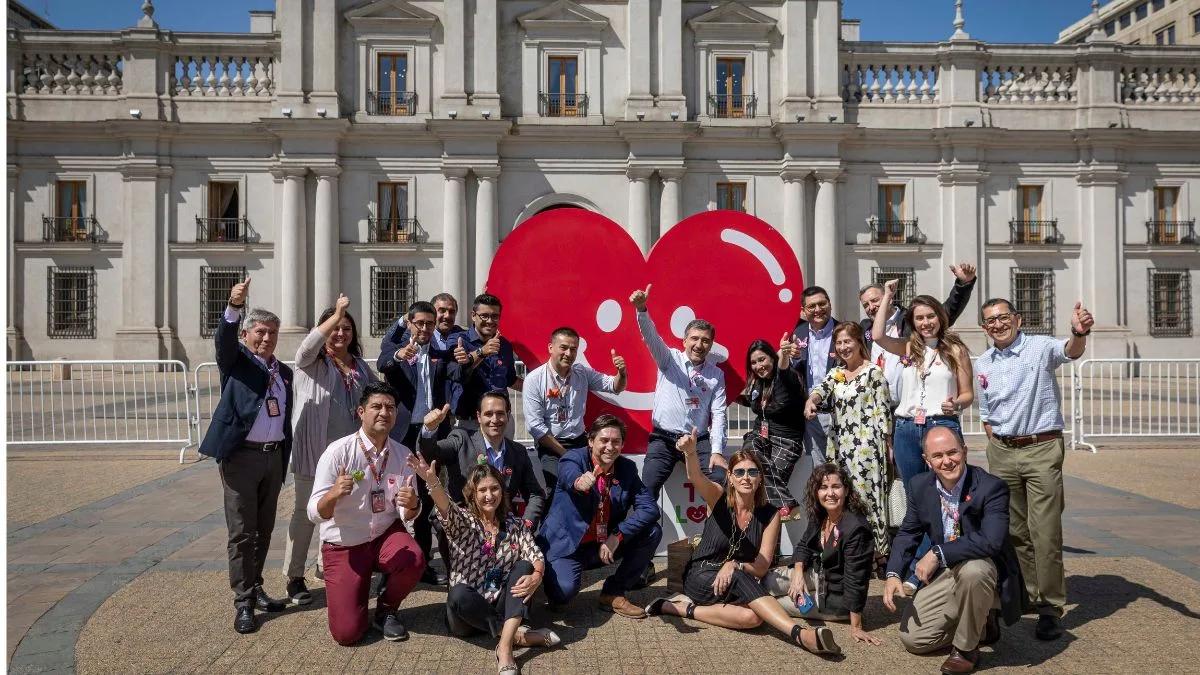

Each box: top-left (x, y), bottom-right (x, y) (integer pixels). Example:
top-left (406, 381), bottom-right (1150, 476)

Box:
top-left (8, 445), bottom-right (1200, 673)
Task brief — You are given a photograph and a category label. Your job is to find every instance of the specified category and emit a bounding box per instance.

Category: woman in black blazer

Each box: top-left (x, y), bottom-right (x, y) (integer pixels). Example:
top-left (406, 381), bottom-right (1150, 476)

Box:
top-left (765, 462), bottom-right (882, 646)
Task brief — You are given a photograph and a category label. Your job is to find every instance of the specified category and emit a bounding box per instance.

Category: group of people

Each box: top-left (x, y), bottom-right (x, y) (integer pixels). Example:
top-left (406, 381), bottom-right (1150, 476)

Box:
top-left (199, 258), bottom-right (1094, 674)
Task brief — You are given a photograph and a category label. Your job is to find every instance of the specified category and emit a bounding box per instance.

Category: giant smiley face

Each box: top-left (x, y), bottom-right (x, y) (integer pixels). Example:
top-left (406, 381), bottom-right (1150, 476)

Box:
top-left (488, 209), bottom-right (804, 452)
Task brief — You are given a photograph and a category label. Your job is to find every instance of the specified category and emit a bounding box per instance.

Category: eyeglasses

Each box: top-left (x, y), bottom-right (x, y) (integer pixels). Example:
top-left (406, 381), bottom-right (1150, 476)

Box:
top-left (982, 313), bottom-right (1015, 328)
top-left (731, 468), bottom-right (761, 479)
top-left (474, 312), bottom-right (501, 322)
top-left (804, 300), bottom-right (831, 311)
top-left (410, 320), bottom-right (435, 329)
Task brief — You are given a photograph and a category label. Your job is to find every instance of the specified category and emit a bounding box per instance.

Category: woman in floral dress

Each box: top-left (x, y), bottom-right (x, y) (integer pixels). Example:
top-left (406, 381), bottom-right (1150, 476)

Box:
top-left (803, 322), bottom-right (892, 570)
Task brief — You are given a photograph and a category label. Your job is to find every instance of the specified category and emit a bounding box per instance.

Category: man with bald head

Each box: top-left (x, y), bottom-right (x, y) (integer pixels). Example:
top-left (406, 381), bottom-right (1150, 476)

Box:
top-left (882, 427), bottom-right (1024, 674)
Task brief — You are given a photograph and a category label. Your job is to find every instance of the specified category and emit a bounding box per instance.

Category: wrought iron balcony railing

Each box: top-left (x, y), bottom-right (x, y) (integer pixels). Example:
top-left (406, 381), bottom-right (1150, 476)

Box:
top-left (868, 217), bottom-right (924, 244)
top-left (368, 217), bottom-right (421, 243)
top-left (1146, 219), bottom-right (1198, 245)
top-left (538, 92), bottom-right (588, 117)
top-left (196, 216), bottom-right (253, 243)
top-left (42, 216), bottom-right (102, 243)
top-left (1008, 219), bottom-right (1064, 245)
top-left (367, 90), bottom-right (418, 116)
top-left (707, 94), bottom-right (757, 118)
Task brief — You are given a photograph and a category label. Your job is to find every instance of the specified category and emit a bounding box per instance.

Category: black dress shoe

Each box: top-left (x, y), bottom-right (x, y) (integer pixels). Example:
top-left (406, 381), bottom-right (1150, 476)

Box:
top-left (420, 566), bottom-right (448, 586)
top-left (234, 606), bottom-right (257, 634)
top-left (980, 609), bottom-right (1001, 645)
top-left (254, 585), bottom-right (287, 613)
top-left (1035, 614), bottom-right (1063, 641)
top-left (631, 563), bottom-right (654, 590)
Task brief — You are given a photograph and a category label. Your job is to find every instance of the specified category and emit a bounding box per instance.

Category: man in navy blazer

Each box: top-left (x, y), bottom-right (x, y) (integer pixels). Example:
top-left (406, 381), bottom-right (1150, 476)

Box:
top-left (537, 415), bottom-right (662, 619)
top-left (883, 427), bottom-right (1025, 674)
top-left (198, 277), bottom-right (294, 634)
top-left (789, 286), bottom-right (838, 461)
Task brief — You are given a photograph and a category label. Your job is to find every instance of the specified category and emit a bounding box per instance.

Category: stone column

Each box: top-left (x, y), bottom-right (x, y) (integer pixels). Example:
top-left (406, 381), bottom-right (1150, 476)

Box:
top-left (442, 0), bottom-right (468, 107)
top-left (279, 169), bottom-right (307, 331)
top-left (473, 0), bottom-right (500, 109)
top-left (658, 0), bottom-right (685, 115)
top-left (627, 169), bottom-right (652, 253)
top-left (781, 170), bottom-right (810, 281)
top-left (780, 0), bottom-right (810, 120)
top-left (813, 170), bottom-right (841, 298)
top-left (443, 169), bottom-right (468, 306)
top-left (938, 165), bottom-right (985, 325)
top-left (310, 0), bottom-right (339, 111)
top-left (474, 168), bottom-right (500, 293)
top-left (313, 167), bottom-right (341, 315)
top-left (7, 164), bottom-right (23, 359)
top-left (812, 0), bottom-right (845, 120)
top-left (1077, 164), bottom-right (1128, 357)
top-left (113, 163), bottom-right (168, 359)
top-left (659, 169), bottom-right (684, 237)
top-left (626, 0), bottom-right (653, 116)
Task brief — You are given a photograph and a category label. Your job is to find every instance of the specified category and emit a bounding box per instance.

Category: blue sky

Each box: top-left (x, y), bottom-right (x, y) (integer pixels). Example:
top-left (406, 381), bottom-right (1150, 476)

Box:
top-left (31, 0), bottom-right (1095, 43)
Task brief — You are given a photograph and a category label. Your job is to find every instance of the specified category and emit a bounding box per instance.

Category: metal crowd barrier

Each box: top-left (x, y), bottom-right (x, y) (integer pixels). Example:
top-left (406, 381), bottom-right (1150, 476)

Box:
top-left (1072, 358), bottom-right (1200, 453)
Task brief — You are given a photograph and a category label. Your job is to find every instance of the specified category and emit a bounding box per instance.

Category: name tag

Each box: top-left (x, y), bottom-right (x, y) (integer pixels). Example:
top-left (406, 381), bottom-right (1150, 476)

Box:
top-left (686, 397), bottom-right (701, 410)
top-left (556, 407), bottom-right (568, 424)
top-left (369, 488), bottom-right (387, 514)
top-left (265, 396), bottom-right (281, 418)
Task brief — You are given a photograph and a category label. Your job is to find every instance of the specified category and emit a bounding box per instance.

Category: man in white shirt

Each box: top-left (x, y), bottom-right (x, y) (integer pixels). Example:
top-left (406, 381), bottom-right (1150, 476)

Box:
top-left (308, 381), bottom-right (424, 645)
top-left (523, 326), bottom-right (627, 490)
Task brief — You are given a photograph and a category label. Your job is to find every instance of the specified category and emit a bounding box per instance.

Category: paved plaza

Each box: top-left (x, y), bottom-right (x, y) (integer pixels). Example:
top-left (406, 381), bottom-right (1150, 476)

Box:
top-left (8, 443), bottom-right (1200, 674)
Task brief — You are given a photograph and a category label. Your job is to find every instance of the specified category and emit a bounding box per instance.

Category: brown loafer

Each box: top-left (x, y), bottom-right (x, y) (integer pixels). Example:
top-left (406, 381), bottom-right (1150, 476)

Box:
top-left (598, 594), bottom-right (647, 619)
top-left (940, 647), bottom-right (980, 674)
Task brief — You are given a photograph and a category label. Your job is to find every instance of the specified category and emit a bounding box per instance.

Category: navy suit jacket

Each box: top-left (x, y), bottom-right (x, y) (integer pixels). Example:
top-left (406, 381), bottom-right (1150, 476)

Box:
top-left (419, 429), bottom-right (547, 527)
top-left (887, 465), bottom-right (1026, 625)
top-left (198, 314), bottom-right (294, 470)
top-left (376, 321), bottom-right (455, 441)
top-left (536, 448), bottom-right (660, 562)
top-left (790, 318), bottom-right (841, 385)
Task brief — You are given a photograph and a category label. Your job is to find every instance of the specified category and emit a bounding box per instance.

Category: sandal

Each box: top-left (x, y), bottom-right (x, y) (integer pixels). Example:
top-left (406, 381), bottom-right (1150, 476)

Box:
top-left (496, 654), bottom-right (520, 675)
top-left (793, 625), bottom-right (842, 656)
top-left (514, 625), bottom-right (561, 648)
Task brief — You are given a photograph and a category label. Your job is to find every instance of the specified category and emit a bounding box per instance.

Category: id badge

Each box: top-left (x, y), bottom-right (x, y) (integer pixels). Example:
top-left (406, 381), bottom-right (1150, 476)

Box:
top-left (686, 396), bottom-right (701, 410)
top-left (369, 488), bottom-right (387, 514)
top-left (596, 522), bottom-right (608, 542)
top-left (265, 396), bottom-right (281, 418)
top-left (914, 407), bottom-right (927, 425)
top-left (556, 407), bottom-right (568, 424)
top-left (759, 421), bottom-right (769, 438)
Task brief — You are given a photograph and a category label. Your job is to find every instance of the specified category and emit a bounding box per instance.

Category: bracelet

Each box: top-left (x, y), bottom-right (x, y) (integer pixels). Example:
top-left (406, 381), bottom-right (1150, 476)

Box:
top-left (1071, 327), bottom-right (1091, 337)
top-left (427, 479), bottom-right (443, 492)
top-left (227, 301), bottom-right (245, 309)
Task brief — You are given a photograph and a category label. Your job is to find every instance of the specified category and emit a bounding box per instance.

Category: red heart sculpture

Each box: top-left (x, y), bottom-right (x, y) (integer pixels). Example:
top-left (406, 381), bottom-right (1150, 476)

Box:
top-left (488, 209), bottom-right (804, 452)
top-left (686, 505), bottom-right (709, 524)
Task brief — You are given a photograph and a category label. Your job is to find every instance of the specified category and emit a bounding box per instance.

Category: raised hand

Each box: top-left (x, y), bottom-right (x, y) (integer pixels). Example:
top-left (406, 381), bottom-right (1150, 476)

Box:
top-left (675, 429), bottom-right (698, 457)
top-left (611, 348), bottom-right (626, 373)
top-left (334, 465), bottom-right (353, 498)
top-left (229, 277), bottom-right (251, 307)
top-left (399, 340), bottom-right (420, 362)
top-left (395, 474), bottom-right (418, 511)
top-left (629, 285), bottom-right (651, 310)
top-left (574, 469), bottom-right (598, 493)
top-left (423, 404), bottom-right (450, 432)
top-left (950, 262), bottom-right (977, 284)
top-left (454, 337), bottom-right (470, 365)
top-left (1071, 302), bottom-right (1094, 335)
top-left (778, 331), bottom-right (794, 361)
top-left (334, 293), bottom-right (351, 314)
top-left (405, 452), bottom-right (439, 486)
top-left (883, 278), bottom-right (899, 297)
top-left (481, 332), bottom-right (502, 357)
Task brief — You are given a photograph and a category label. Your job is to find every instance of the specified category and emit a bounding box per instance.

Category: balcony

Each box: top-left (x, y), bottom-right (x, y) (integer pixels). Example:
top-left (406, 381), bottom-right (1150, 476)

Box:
top-left (42, 216), bottom-right (104, 243)
top-left (1146, 219), bottom-right (1198, 245)
top-left (538, 92), bottom-right (588, 117)
top-left (868, 217), bottom-right (924, 244)
top-left (367, 90), bottom-right (417, 116)
top-left (368, 218), bottom-right (422, 244)
top-left (707, 94), bottom-right (757, 118)
top-left (195, 216), bottom-right (254, 243)
top-left (1008, 219), bottom-right (1064, 245)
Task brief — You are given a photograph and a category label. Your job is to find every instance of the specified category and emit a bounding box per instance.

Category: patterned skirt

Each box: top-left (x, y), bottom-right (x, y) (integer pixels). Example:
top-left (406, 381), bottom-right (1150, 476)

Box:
top-left (743, 432), bottom-right (805, 511)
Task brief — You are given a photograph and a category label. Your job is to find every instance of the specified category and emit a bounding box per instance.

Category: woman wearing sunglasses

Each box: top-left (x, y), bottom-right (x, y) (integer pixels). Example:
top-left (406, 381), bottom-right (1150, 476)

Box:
top-left (644, 434), bottom-right (841, 656)
top-left (737, 338), bottom-right (807, 518)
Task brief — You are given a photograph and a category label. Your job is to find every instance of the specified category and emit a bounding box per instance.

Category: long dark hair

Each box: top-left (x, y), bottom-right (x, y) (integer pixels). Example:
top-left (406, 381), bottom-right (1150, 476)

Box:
top-left (804, 462), bottom-right (868, 527)
top-left (903, 295), bottom-right (969, 375)
top-left (317, 306), bottom-right (363, 358)
top-left (738, 339), bottom-right (777, 408)
top-left (463, 464), bottom-right (511, 523)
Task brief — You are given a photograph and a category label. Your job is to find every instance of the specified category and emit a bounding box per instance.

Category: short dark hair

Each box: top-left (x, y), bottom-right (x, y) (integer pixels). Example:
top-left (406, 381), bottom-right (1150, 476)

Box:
top-left (980, 298), bottom-right (1016, 321)
top-left (801, 286), bottom-right (830, 304)
top-left (588, 414), bottom-right (626, 441)
top-left (479, 390), bottom-right (511, 413)
top-left (358, 381), bottom-right (399, 408)
top-left (431, 293), bottom-right (458, 307)
top-left (684, 318), bottom-right (715, 340)
top-left (408, 300), bottom-right (436, 319)
top-left (550, 326), bottom-right (579, 342)
top-left (858, 283), bottom-right (884, 299)
top-left (472, 293), bottom-right (503, 312)
top-left (316, 306), bottom-right (363, 358)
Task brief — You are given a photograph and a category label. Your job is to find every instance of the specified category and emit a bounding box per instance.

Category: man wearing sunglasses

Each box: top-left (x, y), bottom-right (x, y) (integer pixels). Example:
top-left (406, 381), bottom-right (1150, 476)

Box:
top-left (450, 293), bottom-right (523, 434)
top-left (975, 297), bottom-right (1093, 643)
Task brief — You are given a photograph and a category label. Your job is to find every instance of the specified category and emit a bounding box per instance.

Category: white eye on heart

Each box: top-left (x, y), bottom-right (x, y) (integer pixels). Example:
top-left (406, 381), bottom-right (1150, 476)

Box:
top-left (596, 299), bottom-right (622, 333)
top-left (670, 306), bottom-right (696, 339)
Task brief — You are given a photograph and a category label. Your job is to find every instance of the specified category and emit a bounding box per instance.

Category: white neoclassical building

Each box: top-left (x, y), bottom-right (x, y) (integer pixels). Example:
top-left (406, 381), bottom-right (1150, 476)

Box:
top-left (6, 0), bottom-right (1199, 365)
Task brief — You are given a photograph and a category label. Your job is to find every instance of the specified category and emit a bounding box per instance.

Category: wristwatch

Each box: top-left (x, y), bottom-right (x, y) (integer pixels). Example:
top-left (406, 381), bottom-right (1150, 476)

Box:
top-left (1071, 327), bottom-right (1091, 337)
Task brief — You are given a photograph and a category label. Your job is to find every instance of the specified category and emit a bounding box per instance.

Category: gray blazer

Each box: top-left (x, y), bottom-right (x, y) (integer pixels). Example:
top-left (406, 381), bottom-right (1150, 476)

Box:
top-left (290, 327), bottom-right (376, 476)
top-left (419, 428), bottom-right (547, 527)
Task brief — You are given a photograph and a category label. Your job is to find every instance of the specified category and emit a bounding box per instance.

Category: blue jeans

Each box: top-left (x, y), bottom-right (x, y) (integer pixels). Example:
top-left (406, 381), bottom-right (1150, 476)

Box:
top-left (893, 416), bottom-right (962, 586)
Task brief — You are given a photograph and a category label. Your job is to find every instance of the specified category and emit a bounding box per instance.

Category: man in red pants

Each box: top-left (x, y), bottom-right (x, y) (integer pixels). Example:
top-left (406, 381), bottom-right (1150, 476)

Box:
top-left (308, 381), bottom-right (425, 645)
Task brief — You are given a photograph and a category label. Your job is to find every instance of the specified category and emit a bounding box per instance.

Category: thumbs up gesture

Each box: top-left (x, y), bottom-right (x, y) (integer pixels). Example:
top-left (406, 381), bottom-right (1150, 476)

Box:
top-left (629, 285), bottom-right (651, 310)
top-left (399, 339), bottom-right (420, 362)
top-left (334, 466), bottom-right (354, 498)
top-left (940, 396), bottom-right (959, 416)
top-left (424, 403), bottom-right (451, 432)
top-left (1071, 302), bottom-right (1094, 335)
top-left (777, 331), bottom-right (794, 361)
top-left (334, 293), bottom-right (351, 314)
top-left (482, 331), bottom-right (502, 357)
top-left (229, 277), bottom-right (251, 307)
top-left (395, 474), bottom-right (418, 511)
top-left (454, 337), bottom-right (471, 365)
top-left (611, 348), bottom-right (626, 373)
top-left (574, 469), bottom-right (598, 493)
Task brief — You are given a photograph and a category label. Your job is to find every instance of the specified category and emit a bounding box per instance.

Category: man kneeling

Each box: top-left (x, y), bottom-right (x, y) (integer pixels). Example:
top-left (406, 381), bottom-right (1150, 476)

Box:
top-left (883, 427), bottom-right (1025, 674)
top-left (308, 382), bottom-right (425, 645)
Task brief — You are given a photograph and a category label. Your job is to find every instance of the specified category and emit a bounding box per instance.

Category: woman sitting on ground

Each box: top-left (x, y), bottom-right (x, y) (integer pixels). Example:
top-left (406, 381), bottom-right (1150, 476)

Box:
top-left (645, 436), bottom-right (841, 656)
top-left (407, 454), bottom-right (559, 675)
top-left (764, 462), bottom-right (881, 645)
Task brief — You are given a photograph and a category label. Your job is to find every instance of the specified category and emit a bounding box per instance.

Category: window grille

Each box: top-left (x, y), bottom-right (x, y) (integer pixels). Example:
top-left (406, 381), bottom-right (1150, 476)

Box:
top-left (47, 266), bottom-right (96, 339)
top-left (370, 266), bottom-right (417, 337)
top-left (200, 266), bottom-right (248, 338)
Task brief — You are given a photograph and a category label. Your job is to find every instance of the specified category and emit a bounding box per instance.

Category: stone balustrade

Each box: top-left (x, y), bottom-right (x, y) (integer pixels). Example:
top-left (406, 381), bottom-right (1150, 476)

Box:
top-left (1120, 64), bottom-right (1200, 105)
top-left (171, 54), bottom-right (274, 97)
top-left (20, 51), bottom-right (123, 96)
top-left (980, 63), bottom-right (1077, 104)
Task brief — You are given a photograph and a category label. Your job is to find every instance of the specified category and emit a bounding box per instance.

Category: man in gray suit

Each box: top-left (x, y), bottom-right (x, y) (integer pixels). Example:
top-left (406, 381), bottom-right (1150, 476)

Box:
top-left (417, 391), bottom-right (547, 531)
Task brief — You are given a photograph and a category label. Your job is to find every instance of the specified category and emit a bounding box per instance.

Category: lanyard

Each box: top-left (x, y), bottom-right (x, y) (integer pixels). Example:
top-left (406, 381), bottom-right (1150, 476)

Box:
top-left (355, 434), bottom-right (389, 484)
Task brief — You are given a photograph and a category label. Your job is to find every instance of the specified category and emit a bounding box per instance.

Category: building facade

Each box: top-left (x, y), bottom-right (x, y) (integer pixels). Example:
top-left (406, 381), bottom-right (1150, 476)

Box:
top-left (7, 0), bottom-right (1200, 365)
top-left (1059, 0), bottom-right (1200, 46)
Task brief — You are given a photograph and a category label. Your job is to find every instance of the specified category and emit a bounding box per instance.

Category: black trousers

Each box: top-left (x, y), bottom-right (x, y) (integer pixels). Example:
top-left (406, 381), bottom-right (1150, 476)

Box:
top-left (537, 434), bottom-right (588, 495)
top-left (402, 423), bottom-right (449, 571)
top-left (218, 445), bottom-right (285, 608)
top-left (445, 560), bottom-right (534, 637)
top-left (641, 428), bottom-right (726, 499)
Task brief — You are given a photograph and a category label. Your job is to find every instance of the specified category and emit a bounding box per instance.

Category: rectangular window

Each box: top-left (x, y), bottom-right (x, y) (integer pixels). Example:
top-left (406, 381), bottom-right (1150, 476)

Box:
top-left (47, 266), bottom-right (96, 339)
top-left (1105, 20), bottom-right (1117, 35)
top-left (370, 266), bottom-right (417, 337)
top-left (54, 180), bottom-right (89, 241)
top-left (374, 53), bottom-right (412, 115)
top-left (1155, 23), bottom-right (1176, 44)
top-left (1136, 2), bottom-right (1149, 20)
top-left (1193, 11), bottom-right (1200, 34)
top-left (1149, 269), bottom-right (1192, 337)
top-left (1010, 268), bottom-right (1055, 335)
top-left (199, 181), bottom-right (243, 242)
top-left (545, 56), bottom-right (580, 116)
top-left (374, 182), bottom-right (411, 242)
top-left (716, 182), bottom-right (747, 212)
top-left (1155, 186), bottom-right (1180, 222)
top-left (715, 58), bottom-right (747, 117)
top-left (875, 184), bottom-right (906, 243)
top-left (872, 267), bottom-right (915, 307)
top-left (1120, 11), bottom-right (1132, 27)
top-left (200, 266), bottom-right (247, 338)
top-left (1152, 0), bottom-right (1164, 11)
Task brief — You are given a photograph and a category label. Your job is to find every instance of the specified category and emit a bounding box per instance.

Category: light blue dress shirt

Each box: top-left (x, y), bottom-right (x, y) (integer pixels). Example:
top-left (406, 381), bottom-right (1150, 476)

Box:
top-left (976, 333), bottom-right (1074, 437)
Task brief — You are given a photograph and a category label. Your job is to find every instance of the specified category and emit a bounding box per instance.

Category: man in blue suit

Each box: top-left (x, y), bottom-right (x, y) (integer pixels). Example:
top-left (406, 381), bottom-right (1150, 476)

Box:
top-left (198, 277), bottom-right (294, 634)
top-left (537, 415), bottom-right (662, 619)
top-left (883, 426), bottom-right (1025, 675)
